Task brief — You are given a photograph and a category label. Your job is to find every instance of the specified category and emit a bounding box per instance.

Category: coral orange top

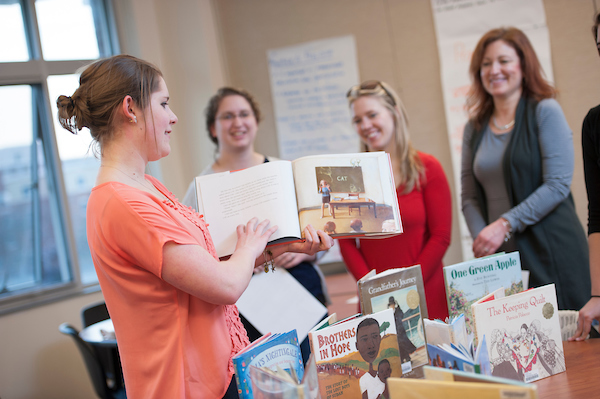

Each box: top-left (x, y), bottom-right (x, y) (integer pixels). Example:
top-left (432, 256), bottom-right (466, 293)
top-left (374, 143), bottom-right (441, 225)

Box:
top-left (86, 176), bottom-right (249, 399)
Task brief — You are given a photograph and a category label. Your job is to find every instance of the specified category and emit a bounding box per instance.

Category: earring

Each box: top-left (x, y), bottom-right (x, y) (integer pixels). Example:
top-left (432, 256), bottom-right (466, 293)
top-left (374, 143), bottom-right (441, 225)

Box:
top-left (130, 116), bottom-right (137, 123)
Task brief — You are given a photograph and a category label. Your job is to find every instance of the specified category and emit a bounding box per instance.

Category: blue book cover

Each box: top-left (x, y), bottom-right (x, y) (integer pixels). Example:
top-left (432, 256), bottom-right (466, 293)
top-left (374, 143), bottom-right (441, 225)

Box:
top-left (443, 251), bottom-right (523, 334)
top-left (233, 330), bottom-right (304, 399)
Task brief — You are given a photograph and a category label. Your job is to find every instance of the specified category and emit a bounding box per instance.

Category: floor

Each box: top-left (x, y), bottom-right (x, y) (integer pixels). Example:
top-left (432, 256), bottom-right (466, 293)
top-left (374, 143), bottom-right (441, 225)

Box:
top-left (323, 271), bottom-right (360, 320)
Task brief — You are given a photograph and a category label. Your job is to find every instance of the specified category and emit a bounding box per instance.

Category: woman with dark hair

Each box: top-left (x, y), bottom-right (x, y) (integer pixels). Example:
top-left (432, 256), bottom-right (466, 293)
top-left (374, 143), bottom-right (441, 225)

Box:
top-left (181, 87), bottom-right (330, 359)
top-left (57, 56), bottom-right (332, 398)
top-left (341, 80), bottom-right (452, 320)
top-left (461, 27), bottom-right (590, 310)
top-left (571, 14), bottom-right (600, 340)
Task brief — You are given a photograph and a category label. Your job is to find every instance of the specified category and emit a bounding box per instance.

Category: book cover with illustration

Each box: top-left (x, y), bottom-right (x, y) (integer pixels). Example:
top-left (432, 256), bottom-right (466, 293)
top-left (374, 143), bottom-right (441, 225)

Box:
top-left (233, 330), bottom-right (304, 399)
top-left (471, 284), bottom-right (565, 383)
top-left (357, 264), bottom-right (428, 378)
top-left (443, 251), bottom-right (523, 334)
top-left (308, 308), bottom-right (402, 399)
top-left (194, 151), bottom-right (402, 258)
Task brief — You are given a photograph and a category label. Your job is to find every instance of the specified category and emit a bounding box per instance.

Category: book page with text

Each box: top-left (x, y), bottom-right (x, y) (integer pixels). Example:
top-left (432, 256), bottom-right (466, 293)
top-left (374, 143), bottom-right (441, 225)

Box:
top-left (195, 161), bottom-right (301, 257)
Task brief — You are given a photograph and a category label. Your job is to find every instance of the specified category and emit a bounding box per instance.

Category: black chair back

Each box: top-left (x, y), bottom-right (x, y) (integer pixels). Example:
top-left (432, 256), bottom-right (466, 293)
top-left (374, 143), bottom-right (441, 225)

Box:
top-left (59, 322), bottom-right (126, 399)
top-left (82, 301), bottom-right (110, 328)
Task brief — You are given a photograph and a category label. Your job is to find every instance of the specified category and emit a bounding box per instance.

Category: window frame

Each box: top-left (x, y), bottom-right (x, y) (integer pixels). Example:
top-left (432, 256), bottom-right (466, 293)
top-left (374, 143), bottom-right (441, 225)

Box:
top-left (0, 0), bottom-right (121, 314)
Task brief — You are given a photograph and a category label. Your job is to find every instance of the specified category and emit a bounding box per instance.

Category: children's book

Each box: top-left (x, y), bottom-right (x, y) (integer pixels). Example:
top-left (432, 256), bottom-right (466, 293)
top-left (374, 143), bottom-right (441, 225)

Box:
top-left (233, 330), bottom-right (304, 399)
top-left (308, 308), bottom-right (402, 399)
top-left (194, 152), bottom-right (402, 257)
top-left (356, 264), bottom-right (428, 378)
top-left (423, 314), bottom-right (468, 349)
top-left (471, 284), bottom-right (566, 383)
top-left (443, 251), bottom-right (523, 334)
top-left (424, 314), bottom-right (491, 375)
top-left (387, 365), bottom-right (539, 399)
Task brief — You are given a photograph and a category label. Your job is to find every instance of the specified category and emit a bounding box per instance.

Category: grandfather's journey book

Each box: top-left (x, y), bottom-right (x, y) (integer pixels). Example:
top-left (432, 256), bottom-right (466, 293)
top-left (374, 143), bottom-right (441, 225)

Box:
top-left (357, 264), bottom-right (429, 378)
top-left (194, 152), bottom-right (402, 258)
top-left (471, 284), bottom-right (566, 383)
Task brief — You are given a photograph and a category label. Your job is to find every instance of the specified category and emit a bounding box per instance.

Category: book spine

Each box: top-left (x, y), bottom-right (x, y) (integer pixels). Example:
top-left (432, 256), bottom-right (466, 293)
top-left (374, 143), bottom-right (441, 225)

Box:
top-left (357, 281), bottom-right (366, 314)
top-left (232, 359), bottom-right (247, 399)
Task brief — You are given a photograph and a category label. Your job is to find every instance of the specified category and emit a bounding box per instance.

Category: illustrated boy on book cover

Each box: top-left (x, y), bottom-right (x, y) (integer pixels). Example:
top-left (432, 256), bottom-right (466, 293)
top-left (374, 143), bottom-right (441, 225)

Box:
top-left (472, 284), bottom-right (566, 383)
top-left (309, 308), bottom-right (402, 398)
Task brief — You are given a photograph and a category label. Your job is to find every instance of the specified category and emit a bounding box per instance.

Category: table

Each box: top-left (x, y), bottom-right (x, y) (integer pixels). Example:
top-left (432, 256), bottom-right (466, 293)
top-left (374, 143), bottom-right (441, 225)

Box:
top-left (332, 198), bottom-right (377, 218)
top-left (534, 339), bottom-right (600, 398)
top-left (79, 319), bottom-right (117, 347)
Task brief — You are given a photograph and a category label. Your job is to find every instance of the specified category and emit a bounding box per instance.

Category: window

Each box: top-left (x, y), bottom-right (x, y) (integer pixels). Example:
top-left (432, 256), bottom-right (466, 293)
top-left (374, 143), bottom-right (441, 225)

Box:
top-left (0, 0), bottom-right (119, 313)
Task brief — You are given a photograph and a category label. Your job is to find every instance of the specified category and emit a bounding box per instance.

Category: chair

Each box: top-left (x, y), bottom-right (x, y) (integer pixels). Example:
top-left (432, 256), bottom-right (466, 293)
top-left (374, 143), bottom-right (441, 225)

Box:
top-left (82, 301), bottom-right (111, 328)
top-left (81, 302), bottom-right (125, 395)
top-left (59, 323), bottom-right (126, 399)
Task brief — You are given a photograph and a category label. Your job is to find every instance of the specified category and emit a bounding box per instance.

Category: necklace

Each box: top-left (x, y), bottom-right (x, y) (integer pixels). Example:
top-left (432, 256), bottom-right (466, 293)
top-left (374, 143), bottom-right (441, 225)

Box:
top-left (492, 116), bottom-right (515, 131)
top-left (101, 164), bottom-right (172, 203)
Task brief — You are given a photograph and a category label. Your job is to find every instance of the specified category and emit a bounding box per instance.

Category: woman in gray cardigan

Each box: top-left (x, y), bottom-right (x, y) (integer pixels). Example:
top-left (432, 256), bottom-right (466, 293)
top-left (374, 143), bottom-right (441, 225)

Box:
top-left (461, 27), bottom-right (590, 310)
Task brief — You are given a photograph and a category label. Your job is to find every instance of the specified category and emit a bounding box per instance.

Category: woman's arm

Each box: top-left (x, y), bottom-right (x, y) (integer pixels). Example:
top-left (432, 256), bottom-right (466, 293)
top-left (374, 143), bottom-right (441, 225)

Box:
top-left (473, 99), bottom-right (575, 256)
top-left (461, 122), bottom-right (488, 239)
top-left (338, 238), bottom-right (371, 281)
top-left (416, 155), bottom-right (452, 282)
top-left (162, 220), bottom-right (333, 305)
top-left (571, 111), bottom-right (600, 340)
top-left (500, 99), bottom-right (574, 232)
top-left (570, 233), bottom-right (600, 340)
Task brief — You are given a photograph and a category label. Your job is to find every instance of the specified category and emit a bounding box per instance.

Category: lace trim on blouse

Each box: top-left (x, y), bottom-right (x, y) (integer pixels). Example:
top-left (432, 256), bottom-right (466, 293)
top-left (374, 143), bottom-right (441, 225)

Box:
top-left (160, 187), bottom-right (251, 371)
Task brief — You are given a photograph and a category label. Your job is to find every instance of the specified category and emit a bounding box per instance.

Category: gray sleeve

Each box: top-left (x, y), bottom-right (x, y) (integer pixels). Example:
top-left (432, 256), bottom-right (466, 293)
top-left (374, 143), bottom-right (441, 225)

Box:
top-left (181, 180), bottom-right (198, 211)
top-left (501, 98), bottom-right (574, 233)
top-left (180, 164), bottom-right (217, 210)
top-left (461, 122), bottom-right (488, 239)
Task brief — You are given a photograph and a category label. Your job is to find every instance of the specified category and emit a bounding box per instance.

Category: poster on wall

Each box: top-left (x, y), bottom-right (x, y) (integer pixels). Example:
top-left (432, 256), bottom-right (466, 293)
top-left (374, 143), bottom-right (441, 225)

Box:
top-left (430, 0), bottom-right (553, 259)
top-left (267, 35), bottom-right (361, 161)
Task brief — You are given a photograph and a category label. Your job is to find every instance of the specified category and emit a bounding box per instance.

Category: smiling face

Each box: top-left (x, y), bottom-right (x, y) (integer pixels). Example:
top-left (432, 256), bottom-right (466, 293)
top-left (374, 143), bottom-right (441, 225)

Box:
top-left (480, 39), bottom-right (523, 101)
top-left (350, 96), bottom-right (396, 153)
top-left (144, 77), bottom-right (178, 161)
top-left (356, 321), bottom-right (381, 364)
top-left (211, 94), bottom-right (258, 152)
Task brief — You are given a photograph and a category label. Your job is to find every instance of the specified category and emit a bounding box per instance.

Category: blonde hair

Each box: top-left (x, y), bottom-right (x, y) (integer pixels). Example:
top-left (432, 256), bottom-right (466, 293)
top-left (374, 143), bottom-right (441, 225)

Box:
top-left (347, 80), bottom-right (423, 193)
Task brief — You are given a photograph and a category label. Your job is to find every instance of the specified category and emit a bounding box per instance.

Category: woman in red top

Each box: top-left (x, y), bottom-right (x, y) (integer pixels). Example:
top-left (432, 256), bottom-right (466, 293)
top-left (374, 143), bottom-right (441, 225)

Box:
top-left (56, 55), bottom-right (332, 399)
top-left (340, 80), bottom-right (452, 320)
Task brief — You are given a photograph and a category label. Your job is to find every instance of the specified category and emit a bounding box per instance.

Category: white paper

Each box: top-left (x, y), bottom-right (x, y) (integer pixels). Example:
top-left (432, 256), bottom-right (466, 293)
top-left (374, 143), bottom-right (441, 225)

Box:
top-left (236, 267), bottom-right (328, 343)
top-left (267, 35), bottom-right (361, 160)
top-left (195, 161), bottom-right (301, 257)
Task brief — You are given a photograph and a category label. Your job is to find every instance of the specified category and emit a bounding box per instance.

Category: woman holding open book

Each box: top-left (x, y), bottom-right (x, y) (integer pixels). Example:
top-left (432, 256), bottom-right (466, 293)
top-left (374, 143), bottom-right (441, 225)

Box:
top-left (461, 27), bottom-right (590, 311)
top-left (57, 55), bottom-right (332, 399)
top-left (340, 80), bottom-right (452, 320)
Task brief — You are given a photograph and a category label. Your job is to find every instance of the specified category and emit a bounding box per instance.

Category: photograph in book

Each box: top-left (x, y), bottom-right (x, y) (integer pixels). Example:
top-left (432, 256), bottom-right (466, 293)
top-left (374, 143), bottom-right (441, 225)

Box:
top-left (357, 265), bottom-right (428, 378)
top-left (471, 284), bottom-right (565, 383)
top-left (194, 152), bottom-right (402, 258)
top-left (443, 251), bottom-right (523, 334)
top-left (308, 308), bottom-right (402, 399)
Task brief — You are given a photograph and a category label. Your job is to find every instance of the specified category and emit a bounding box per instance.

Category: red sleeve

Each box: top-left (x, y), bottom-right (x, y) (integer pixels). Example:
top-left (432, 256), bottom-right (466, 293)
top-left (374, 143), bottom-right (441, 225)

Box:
top-left (338, 238), bottom-right (371, 281)
top-left (416, 154), bottom-right (452, 282)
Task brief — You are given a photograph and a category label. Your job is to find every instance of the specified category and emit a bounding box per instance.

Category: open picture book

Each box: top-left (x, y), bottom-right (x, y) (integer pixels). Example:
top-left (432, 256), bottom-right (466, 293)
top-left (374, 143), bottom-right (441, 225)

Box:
top-left (194, 151), bottom-right (402, 257)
